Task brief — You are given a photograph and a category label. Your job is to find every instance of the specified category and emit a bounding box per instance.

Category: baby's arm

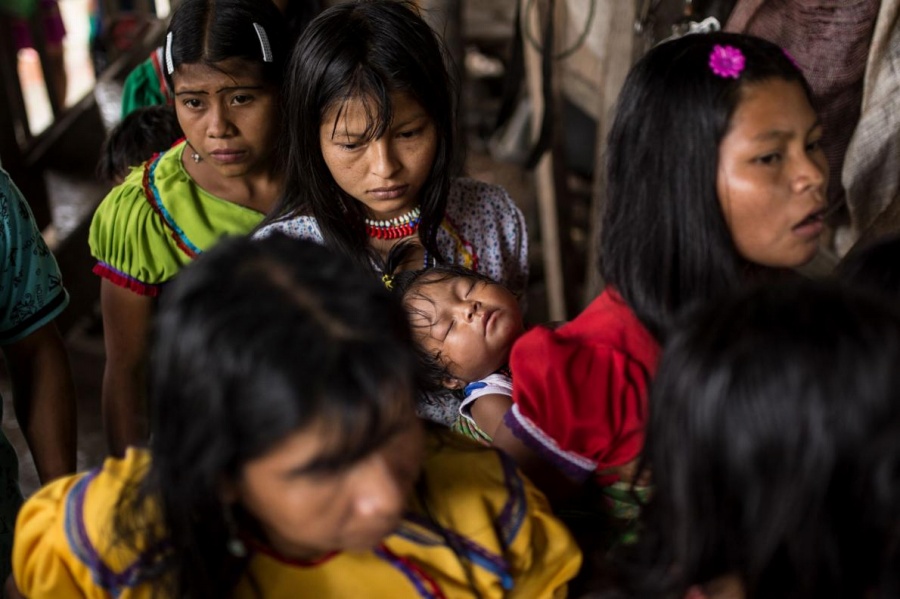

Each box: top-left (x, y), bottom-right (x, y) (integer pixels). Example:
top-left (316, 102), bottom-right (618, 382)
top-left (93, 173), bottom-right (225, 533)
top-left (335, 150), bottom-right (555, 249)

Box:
top-left (470, 393), bottom-right (512, 441)
top-left (457, 371), bottom-right (513, 442)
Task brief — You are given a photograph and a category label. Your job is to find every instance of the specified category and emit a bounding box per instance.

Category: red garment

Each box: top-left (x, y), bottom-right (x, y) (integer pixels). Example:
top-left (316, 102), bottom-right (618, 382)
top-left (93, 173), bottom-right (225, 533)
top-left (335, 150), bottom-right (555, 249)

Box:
top-left (506, 289), bottom-right (660, 486)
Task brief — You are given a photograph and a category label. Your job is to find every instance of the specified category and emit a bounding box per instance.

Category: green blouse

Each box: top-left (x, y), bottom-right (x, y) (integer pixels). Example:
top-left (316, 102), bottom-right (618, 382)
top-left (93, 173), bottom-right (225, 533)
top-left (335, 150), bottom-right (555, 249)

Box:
top-left (89, 141), bottom-right (265, 296)
top-left (120, 49), bottom-right (169, 118)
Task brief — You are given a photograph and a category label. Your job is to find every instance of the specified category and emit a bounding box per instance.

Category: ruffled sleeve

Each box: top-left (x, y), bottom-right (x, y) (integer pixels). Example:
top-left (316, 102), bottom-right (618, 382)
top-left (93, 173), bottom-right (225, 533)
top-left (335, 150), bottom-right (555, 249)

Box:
top-left (89, 142), bottom-right (266, 296)
top-left (88, 165), bottom-right (180, 297)
top-left (506, 325), bottom-right (652, 485)
top-left (13, 449), bottom-right (155, 599)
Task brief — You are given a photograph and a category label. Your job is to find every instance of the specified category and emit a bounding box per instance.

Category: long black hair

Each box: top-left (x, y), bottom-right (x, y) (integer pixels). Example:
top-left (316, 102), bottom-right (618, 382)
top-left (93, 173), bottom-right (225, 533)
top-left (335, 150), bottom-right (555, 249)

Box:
top-left (261, 0), bottom-right (460, 270)
top-left (114, 234), bottom-right (418, 598)
top-left (96, 105), bottom-right (182, 183)
top-left (161, 0), bottom-right (290, 92)
top-left (837, 232), bottom-right (900, 299)
top-left (601, 32), bottom-right (813, 340)
top-left (614, 279), bottom-right (900, 598)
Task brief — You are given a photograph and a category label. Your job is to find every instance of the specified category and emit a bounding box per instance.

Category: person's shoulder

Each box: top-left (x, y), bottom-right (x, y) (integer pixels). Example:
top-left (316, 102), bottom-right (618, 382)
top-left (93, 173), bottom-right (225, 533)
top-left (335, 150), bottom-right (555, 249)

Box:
top-left (253, 215), bottom-right (324, 243)
top-left (444, 177), bottom-right (525, 245)
top-left (0, 168), bottom-right (38, 234)
top-left (405, 430), bottom-right (581, 596)
top-left (513, 291), bottom-right (657, 373)
top-left (574, 289), bottom-right (660, 364)
top-left (14, 449), bottom-right (153, 596)
top-left (47, 449), bottom-right (150, 528)
top-left (89, 170), bottom-right (162, 256)
top-left (89, 150), bottom-right (186, 282)
top-left (448, 177), bottom-right (517, 210)
top-left (0, 167), bottom-right (15, 203)
top-left (91, 154), bottom-right (162, 227)
top-left (419, 429), bottom-right (520, 514)
top-left (550, 289), bottom-right (653, 347)
top-left (80, 449), bottom-right (152, 527)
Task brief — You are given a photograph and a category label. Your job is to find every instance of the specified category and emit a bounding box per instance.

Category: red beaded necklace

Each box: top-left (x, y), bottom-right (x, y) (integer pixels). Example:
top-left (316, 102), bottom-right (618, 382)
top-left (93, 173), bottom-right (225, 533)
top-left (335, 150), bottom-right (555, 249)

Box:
top-left (365, 206), bottom-right (421, 240)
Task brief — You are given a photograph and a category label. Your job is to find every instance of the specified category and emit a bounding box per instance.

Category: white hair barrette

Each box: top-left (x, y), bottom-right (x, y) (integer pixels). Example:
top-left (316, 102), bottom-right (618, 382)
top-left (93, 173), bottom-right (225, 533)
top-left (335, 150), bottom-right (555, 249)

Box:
top-left (253, 23), bottom-right (273, 63)
top-left (165, 31), bottom-right (174, 75)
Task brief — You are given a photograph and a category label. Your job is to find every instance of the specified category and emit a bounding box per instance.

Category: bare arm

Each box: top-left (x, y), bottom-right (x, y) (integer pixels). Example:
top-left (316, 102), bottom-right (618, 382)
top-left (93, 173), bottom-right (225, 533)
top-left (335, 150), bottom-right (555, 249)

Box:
top-left (469, 393), bottom-right (512, 441)
top-left (99, 279), bottom-right (153, 457)
top-left (3, 322), bottom-right (76, 484)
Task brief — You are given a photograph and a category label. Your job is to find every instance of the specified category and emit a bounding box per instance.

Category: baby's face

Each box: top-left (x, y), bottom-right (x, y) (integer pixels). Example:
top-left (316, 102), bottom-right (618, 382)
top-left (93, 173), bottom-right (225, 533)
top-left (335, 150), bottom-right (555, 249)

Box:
top-left (405, 273), bottom-right (524, 388)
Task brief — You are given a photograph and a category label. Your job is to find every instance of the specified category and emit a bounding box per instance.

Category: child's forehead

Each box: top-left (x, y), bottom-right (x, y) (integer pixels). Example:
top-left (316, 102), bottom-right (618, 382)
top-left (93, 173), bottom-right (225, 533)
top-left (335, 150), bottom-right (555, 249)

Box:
top-left (403, 276), bottom-right (467, 328)
top-left (412, 271), bottom-right (473, 297)
top-left (173, 57), bottom-right (265, 88)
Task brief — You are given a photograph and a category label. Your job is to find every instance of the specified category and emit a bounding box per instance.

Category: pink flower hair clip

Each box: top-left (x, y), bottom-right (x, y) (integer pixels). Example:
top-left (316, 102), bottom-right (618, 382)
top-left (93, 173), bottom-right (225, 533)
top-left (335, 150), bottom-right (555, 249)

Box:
top-left (709, 44), bottom-right (745, 79)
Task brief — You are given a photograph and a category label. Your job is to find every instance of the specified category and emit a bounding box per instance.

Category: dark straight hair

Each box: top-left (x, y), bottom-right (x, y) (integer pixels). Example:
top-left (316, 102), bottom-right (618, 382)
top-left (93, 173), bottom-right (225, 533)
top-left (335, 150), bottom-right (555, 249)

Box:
top-left (114, 234), bottom-right (419, 598)
top-left (836, 232), bottom-right (900, 299)
top-left (162, 0), bottom-right (290, 91)
top-left (262, 0), bottom-right (460, 270)
top-left (96, 105), bottom-right (183, 183)
top-left (601, 32), bottom-right (813, 340)
top-left (615, 279), bottom-right (900, 598)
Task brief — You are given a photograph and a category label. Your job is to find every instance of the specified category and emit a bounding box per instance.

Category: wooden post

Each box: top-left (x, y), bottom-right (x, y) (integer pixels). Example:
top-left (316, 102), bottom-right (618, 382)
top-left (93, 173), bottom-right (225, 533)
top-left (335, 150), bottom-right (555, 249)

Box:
top-left (583, 1), bottom-right (640, 302)
top-left (523, 0), bottom-right (569, 321)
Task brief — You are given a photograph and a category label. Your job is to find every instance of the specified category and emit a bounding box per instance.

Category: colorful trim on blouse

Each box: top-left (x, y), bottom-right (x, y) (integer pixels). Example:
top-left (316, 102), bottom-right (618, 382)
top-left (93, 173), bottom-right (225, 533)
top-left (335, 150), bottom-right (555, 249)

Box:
top-left (440, 215), bottom-right (478, 272)
top-left (394, 452), bottom-right (525, 591)
top-left (92, 262), bottom-right (160, 297)
top-left (375, 544), bottom-right (447, 599)
top-left (398, 514), bottom-right (513, 590)
top-left (504, 404), bottom-right (596, 483)
top-left (242, 536), bottom-right (339, 568)
top-left (64, 470), bottom-right (169, 596)
top-left (495, 451), bottom-right (527, 547)
top-left (142, 152), bottom-right (201, 259)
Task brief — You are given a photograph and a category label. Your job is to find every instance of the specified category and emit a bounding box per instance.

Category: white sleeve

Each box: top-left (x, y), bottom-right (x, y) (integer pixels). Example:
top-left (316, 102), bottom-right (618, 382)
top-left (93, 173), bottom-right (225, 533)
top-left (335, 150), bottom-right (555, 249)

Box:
top-left (458, 372), bottom-right (514, 426)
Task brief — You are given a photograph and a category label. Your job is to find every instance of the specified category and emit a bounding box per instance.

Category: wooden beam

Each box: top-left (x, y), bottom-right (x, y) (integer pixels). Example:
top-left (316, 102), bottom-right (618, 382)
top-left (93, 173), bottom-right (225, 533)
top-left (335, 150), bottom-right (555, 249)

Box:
top-left (523, 0), bottom-right (569, 321)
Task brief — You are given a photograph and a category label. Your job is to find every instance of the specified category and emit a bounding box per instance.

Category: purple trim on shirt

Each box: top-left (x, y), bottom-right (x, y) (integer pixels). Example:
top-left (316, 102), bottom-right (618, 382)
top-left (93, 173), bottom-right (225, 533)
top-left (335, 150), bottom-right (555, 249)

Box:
top-left (503, 405), bottom-right (595, 483)
top-left (64, 469), bottom-right (170, 594)
top-left (400, 514), bottom-right (512, 587)
top-left (374, 545), bottom-right (440, 599)
top-left (496, 451), bottom-right (526, 547)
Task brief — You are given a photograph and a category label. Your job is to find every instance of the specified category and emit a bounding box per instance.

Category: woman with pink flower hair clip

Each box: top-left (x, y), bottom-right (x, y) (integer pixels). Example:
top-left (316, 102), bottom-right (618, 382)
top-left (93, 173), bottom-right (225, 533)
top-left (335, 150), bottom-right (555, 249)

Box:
top-left (490, 31), bottom-right (829, 558)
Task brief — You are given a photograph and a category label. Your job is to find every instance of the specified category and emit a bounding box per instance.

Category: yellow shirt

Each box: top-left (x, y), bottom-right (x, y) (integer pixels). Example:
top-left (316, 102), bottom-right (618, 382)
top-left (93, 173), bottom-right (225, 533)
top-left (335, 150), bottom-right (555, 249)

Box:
top-left (14, 437), bottom-right (581, 598)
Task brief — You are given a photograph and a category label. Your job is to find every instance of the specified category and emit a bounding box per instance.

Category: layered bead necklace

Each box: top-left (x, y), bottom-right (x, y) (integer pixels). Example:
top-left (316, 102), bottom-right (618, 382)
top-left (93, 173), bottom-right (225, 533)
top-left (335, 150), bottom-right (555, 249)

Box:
top-left (365, 206), bottom-right (421, 240)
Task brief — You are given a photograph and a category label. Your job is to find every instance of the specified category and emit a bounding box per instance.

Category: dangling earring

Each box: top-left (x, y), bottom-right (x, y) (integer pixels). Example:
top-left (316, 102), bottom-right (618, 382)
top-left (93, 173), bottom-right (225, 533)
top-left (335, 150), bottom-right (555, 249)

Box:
top-left (186, 141), bottom-right (201, 163)
top-left (223, 506), bottom-right (247, 558)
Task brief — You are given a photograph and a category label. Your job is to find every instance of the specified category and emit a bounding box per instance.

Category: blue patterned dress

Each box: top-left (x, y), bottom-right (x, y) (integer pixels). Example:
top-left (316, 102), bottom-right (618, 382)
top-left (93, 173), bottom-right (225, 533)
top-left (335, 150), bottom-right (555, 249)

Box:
top-left (0, 168), bottom-right (69, 583)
